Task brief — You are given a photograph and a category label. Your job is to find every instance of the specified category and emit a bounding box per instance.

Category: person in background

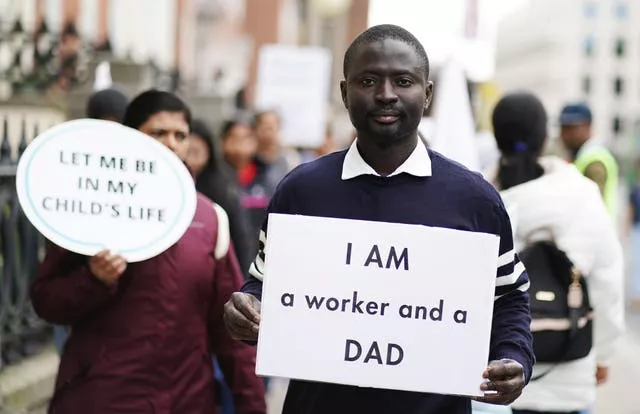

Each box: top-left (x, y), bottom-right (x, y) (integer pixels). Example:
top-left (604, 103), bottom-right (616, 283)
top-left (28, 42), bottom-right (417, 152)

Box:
top-left (85, 88), bottom-right (130, 122)
top-left (253, 110), bottom-right (299, 176)
top-left (220, 118), bottom-right (262, 248)
top-left (221, 117), bottom-right (258, 182)
top-left (188, 119), bottom-right (254, 276)
top-left (32, 90), bottom-right (266, 414)
top-left (188, 119), bottom-right (257, 414)
top-left (299, 125), bottom-right (339, 163)
top-left (316, 128), bottom-right (337, 157)
top-left (559, 103), bottom-right (619, 223)
top-left (627, 158), bottom-right (640, 311)
top-left (487, 92), bottom-right (624, 414)
top-left (227, 111), bottom-right (299, 254)
top-left (53, 87), bottom-right (132, 355)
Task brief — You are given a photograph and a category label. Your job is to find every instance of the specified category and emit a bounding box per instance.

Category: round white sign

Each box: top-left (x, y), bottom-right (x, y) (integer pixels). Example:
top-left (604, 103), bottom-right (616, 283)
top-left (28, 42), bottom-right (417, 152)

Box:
top-left (16, 119), bottom-right (197, 262)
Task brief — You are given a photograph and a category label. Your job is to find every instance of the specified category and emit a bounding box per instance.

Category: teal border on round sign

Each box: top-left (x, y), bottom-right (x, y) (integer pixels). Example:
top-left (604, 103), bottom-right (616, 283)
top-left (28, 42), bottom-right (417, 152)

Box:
top-left (23, 122), bottom-right (189, 256)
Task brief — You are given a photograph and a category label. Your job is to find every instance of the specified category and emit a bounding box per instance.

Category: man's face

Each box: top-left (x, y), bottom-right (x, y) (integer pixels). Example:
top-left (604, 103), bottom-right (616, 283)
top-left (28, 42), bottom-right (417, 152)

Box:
top-left (254, 112), bottom-right (280, 147)
top-left (138, 111), bottom-right (190, 161)
top-left (560, 123), bottom-right (591, 152)
top-left (340, 39), bottom-right (432, 146)
top-left (223, 124), bottom-right (257, 170)
top-left (186, 134), bottom-right (210, 176)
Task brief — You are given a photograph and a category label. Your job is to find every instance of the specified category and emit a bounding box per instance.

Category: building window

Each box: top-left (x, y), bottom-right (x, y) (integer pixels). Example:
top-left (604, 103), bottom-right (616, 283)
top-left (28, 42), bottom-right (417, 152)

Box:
top-left (615, 38), bottom-right (626, 57)
top-left (613, 116), bottom-right (623, 134)
top-left (614, 76), bottom-right (624, 96)
top-left (584, 36), bottom-right (595, 56)
top-left (584, 1), bottom-right (597, 18)
top-left (582, 76), bottom-right (591, 94)
top-left (614, 2), bottom-right (628, 19)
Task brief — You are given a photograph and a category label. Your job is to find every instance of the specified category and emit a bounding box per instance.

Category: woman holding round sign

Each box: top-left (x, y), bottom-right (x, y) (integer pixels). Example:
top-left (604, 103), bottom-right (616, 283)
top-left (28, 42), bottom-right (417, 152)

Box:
top-left (22, 90), bottom-right (266, 414)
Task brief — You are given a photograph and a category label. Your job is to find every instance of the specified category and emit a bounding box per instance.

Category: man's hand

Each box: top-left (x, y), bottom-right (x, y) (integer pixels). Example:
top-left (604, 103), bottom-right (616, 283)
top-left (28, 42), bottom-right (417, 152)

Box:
top-left (474, 359), bottom-right (525, 405)
top-left (89, 250), bottom-right (127, 287)
top-left (596, 365), bottom-right (609, 385)
top-left (223, 292), bottom-right (261, 341)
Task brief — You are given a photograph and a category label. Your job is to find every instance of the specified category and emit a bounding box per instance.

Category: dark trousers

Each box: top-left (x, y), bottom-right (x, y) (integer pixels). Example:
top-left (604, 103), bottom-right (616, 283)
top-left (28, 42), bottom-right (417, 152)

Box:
top-left (512, 410), bottom-right (580, 414)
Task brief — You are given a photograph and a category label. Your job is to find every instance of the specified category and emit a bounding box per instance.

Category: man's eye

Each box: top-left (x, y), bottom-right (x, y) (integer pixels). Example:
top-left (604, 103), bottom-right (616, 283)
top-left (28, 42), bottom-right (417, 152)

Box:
top-left (361, 78), bottom-right (375, 86)
top-left (396, 78), bottom-right (413, 87)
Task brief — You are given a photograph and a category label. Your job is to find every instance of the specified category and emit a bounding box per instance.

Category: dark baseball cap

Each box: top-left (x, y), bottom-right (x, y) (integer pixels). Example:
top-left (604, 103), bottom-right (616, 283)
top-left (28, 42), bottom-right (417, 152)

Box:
top-left (559, 103), bottom-right (592, 126)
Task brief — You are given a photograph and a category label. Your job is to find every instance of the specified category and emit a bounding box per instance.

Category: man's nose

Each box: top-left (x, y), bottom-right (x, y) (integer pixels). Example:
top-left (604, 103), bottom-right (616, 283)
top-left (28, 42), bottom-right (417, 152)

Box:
top-left (161, 134), bottom-right (179, 152)
top-left (375, 79), bottom-right (398, 104)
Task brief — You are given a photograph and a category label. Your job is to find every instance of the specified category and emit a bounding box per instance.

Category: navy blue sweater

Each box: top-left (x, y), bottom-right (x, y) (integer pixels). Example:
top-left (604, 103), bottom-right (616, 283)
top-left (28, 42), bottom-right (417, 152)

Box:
top-left (242, 149), bottom-right (534, 414)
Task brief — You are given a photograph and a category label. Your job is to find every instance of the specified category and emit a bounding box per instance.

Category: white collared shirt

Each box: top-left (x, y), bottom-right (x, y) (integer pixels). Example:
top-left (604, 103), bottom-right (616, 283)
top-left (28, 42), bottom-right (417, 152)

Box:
top-left (341, 139), bottom-right (432, 180)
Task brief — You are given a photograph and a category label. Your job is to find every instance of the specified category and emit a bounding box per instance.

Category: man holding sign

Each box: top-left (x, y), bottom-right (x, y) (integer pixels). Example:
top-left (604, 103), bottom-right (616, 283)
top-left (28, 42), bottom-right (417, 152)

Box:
top-left (224, 25), bottom-right (534, 413)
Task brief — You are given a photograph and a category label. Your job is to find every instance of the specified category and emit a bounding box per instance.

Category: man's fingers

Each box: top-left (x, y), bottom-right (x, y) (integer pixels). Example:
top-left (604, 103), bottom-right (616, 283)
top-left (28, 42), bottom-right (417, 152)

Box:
top-left (228, 324), bottom-right (259, 341)
top-left (224, 300), bottom-right (259, 340)
top-left (477, 360), bottom-right (524, 406)
top-left (481, 378), bottom-right (522, 395)
top-left (94, 249), bottom-right (109, 259)
top-left (231, 293), bottom-right (261, 324)
top-left (114, 260), bottom-right (127, 275)
top-left (110, 256), bottom-right (127, 274)
top-left (486, 360), bottom-right (523, 381)
top-left (473, 392), bottom-right (520, 406)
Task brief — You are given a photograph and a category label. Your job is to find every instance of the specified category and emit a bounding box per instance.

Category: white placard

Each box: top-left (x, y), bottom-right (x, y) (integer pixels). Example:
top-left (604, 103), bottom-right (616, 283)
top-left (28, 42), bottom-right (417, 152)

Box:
top-left (254, 44), bottom-right (332, 148)
top-left (16, 119), bottom-right (197, 262)
top-left (256, 214), bottom-right (500, 397)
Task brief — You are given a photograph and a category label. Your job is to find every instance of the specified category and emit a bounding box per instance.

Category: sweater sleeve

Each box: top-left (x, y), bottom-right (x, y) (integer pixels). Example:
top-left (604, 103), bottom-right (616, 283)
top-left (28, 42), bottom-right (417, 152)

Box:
top-left (208, 206), bottom-right (266, 414)
top-left (30, 243), bottom-right (118, 325)
top-left (489, 204), bottom-right (536, 383)
top-left (241, 180), bottom-right (293, 301)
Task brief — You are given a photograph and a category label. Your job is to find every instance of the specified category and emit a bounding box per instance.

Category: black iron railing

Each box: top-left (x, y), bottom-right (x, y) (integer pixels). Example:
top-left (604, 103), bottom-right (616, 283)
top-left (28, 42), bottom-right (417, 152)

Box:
top-left (0, 117), bottom-right (49, 371)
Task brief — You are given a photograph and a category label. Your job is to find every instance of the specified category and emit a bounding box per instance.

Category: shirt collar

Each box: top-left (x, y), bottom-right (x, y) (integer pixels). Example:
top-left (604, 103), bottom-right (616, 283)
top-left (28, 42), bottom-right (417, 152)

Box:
top-left (341, 139), bottom-right (432, 180)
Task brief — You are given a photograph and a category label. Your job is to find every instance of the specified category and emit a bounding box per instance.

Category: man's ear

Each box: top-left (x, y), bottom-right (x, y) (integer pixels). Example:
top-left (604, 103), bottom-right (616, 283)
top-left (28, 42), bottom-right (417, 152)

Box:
top-left (340, 80), bottom-right (348, 110)
top-left (424, 81), bottom-right (434, 112)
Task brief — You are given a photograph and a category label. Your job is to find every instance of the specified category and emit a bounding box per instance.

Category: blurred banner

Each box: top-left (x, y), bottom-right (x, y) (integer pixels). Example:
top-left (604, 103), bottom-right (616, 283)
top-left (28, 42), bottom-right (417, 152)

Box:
top-left (431, 59), bottom-right (480, 171)
top-left (255, 44), bottom-right (332, 148)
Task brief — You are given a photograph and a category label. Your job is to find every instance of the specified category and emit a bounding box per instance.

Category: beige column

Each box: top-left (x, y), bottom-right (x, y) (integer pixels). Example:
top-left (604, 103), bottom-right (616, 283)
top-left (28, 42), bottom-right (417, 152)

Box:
top-left (63, 0), bottom-right (80, 25)
top-left (97, 0), bottom-right (109, 45)
top-left (345, 0), bottom-right (369, 44)
top-left (35, 0), bottom-right (44, 27)
top-left (244, 0), bottom-right (283, 105)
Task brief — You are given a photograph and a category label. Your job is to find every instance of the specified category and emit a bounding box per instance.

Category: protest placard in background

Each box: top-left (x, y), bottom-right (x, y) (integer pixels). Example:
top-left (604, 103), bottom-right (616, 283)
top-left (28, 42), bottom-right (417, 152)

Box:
top-left (256, 214), bottom-right (500, 397)
top-left (254, 44), bottom-right (332, 148)
top-left (16, 119), bottom-right (197, 262)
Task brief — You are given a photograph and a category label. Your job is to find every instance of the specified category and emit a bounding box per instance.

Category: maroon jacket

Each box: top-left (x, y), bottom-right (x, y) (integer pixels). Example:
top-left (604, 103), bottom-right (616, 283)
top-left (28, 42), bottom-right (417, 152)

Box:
top-left (31, 193), bottom-right (266, 414)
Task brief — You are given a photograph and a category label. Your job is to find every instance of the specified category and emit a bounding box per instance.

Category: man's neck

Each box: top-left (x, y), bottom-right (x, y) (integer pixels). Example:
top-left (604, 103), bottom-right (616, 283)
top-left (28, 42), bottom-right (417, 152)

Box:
top-left (356, 134), bottom-right (418, 177)
top-left (257, 145), bottom-right (280, 164)
top-left (570, 140), bottom-right (590, 161)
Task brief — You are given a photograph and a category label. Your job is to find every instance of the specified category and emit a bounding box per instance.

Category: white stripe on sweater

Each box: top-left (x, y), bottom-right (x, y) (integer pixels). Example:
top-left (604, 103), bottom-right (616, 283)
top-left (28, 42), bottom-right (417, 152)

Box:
top-left (496, 261), bottom-right (526, 287)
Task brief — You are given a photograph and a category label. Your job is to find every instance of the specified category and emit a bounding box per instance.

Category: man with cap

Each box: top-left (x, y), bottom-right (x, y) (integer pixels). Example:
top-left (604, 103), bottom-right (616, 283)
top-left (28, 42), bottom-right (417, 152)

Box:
top-left (559, 103), bottom-right (619, 399)
top-left (559, 103), bottom-right (619, 221)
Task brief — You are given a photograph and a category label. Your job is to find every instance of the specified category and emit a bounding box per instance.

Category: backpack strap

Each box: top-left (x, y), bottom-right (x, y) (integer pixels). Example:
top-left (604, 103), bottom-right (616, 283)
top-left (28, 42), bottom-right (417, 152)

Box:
top-left (212, 203), bottom-right (231, 260)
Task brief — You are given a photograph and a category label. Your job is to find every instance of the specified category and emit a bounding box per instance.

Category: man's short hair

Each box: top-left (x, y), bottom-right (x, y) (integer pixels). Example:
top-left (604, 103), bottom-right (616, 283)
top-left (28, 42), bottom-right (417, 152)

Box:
top-left (343, 24), bottom-right (430, 80)
top-left (86, 88), bottom-right (129, 122)
top-left (252, 110), bottom-right (280, 129)
top-left (122, 89), bottom-right (192, 130)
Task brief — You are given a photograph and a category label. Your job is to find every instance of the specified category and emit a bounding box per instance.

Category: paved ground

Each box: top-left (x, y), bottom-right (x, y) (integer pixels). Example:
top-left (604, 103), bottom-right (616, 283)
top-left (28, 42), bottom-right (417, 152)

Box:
top-left (0, 346), bottom-right (58, 414)
top-left (594, 309), bottom-right (640, 414)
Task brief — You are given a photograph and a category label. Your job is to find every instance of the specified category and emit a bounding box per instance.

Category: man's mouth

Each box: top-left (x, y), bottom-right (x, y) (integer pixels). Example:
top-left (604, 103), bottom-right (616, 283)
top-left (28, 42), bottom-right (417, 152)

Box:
top-left (371, 112), bottom-right (400, 124)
